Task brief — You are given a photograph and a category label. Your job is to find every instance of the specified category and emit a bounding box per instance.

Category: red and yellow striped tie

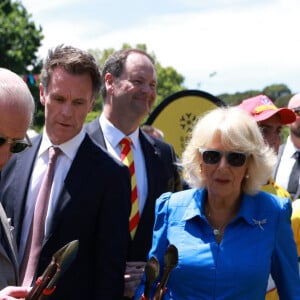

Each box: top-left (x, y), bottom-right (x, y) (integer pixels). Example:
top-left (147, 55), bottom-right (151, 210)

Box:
top-left (120, 137), bottom-right (139, 238)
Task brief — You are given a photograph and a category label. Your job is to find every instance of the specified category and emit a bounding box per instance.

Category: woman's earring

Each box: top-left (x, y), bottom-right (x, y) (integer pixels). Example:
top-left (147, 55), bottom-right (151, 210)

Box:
top-left (245, 174), bottom-right (250, 179)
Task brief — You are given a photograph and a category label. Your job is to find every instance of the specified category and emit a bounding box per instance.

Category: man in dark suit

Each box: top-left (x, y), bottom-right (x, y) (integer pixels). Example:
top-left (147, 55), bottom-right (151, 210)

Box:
top-left (85, 48), bottom-right (182, 298)
top-left (0, 68), bottom-right (35, 299)
top-left (275, 93), bottom-right (300, 200)
top-left (0, 45), bottom-right (131, 299)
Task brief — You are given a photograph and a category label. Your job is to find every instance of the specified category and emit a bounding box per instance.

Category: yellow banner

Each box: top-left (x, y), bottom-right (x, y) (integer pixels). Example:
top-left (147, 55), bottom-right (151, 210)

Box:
top-left (146, 90), bottom-right (225, 159)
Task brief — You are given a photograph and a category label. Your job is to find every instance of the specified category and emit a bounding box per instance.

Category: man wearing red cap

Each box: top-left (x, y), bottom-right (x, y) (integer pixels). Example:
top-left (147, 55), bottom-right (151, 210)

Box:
top-left (239, 94), bottom-right (296, 154)
top-left (239, 94), bottom-right (295, 196)
top-left (239, 94), bottom-right (297, 300)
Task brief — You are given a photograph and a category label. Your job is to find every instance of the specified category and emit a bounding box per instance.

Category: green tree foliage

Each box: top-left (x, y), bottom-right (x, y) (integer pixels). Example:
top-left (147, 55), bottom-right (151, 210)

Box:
top-left (0, 0), bottom-right (44, 131)
top-left (218, 90), bottom-right (261, 106)
top-left (262, 84), bottom-right (291, 102)
top-left (0, 0), bottom-right (43, 73)
top-left (262, 84), bottom-right (292, 108)
top-left (218, 83), bottom-right (293, 107)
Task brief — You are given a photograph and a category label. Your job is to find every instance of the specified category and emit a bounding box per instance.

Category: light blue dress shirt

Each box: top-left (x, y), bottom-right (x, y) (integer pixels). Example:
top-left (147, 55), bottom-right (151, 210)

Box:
top-left (135, 188), bottom-right (300, 300)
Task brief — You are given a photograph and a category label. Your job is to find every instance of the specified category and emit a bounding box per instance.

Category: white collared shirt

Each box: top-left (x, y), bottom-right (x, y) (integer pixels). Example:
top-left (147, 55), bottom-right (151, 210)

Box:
top-left (99, 113), bottom-right (148, 214)
top-left (18, 129), bottom-right (86, 264)
top-left (275, 136), bottom-right (300, 189)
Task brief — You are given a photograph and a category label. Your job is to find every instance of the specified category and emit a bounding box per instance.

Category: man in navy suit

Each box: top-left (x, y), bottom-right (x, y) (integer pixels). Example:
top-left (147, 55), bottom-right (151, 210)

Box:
top-left (0, 45), bottom-right (131, 299)
top-left (85, 48), bottom-right (182, 298)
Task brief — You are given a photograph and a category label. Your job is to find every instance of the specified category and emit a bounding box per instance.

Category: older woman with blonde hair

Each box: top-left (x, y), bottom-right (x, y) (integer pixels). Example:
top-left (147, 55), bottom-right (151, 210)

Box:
top-left (135, 106), bottom-right (300, 300)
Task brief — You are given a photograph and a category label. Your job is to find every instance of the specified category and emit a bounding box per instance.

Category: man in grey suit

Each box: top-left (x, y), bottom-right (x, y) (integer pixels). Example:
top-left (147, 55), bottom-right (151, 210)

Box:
top-left (85, 48), bottom-right (182, 298)
top-left (0, 68), bottom-right (35, 299)
top-left (0, 45), bottom-right (131, 299)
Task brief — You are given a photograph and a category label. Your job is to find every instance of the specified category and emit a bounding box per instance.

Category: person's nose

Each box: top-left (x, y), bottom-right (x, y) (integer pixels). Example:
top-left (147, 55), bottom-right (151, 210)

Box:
top-left (218, 155), bottom-right (229, 168)
top-left (61, 103), bottom-right (73, 117)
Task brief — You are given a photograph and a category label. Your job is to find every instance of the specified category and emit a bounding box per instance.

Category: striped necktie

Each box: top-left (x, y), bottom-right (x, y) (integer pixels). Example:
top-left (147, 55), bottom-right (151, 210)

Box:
top-left (120, 137), bottom-right (139, 238)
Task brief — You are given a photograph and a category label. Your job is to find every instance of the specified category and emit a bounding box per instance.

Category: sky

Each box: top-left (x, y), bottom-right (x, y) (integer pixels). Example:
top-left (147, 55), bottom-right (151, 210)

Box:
top-left (20, 0), bottom-right (300, 96)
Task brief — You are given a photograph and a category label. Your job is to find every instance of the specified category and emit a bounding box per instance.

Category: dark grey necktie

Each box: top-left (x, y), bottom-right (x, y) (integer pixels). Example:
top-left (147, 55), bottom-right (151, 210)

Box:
top-left (287, 151), bottom-right (300, 200)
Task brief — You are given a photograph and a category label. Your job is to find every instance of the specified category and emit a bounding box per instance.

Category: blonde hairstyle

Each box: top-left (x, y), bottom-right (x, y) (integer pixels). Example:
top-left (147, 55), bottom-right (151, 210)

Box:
top-left (181, 106), bottom-right (277, 195)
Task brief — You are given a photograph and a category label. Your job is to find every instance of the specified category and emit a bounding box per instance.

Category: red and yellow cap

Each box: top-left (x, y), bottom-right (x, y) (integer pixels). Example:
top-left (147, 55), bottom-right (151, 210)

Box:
top-left (238, 94), bottom-right (296, 124)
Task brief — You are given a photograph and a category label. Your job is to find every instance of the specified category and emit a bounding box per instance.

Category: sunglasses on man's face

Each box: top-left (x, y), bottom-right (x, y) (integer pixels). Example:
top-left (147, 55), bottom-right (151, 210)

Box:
top-left (0, 134), bottom-right (32, 153)
top-left (199, 148), bottom-right (249, 167)
top-left (292, 107), bottom-right (300, 116)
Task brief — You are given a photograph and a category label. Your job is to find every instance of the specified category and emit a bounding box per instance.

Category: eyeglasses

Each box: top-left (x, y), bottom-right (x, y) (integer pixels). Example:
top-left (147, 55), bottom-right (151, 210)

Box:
top-left (292, 107), bottom-right (300, 116)
top-left (199, 148), bottom-right (249, 167)
top-left (0, 134), bottom-right (32, 153)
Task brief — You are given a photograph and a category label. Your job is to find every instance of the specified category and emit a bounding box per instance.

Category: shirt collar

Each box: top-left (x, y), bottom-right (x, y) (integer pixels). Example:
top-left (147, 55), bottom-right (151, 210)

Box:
top-left (100, 113), bottom-right (140, 149)
top-left (182, 189), bottom-right (207, 221)
top-left (181, 188), bottom-right (254, 226)
top-left (236, 193), bottom-right (265, 227)
top-left (38, 128), bottom-right (86, 160)
top-left (286, 136), bottom-right (300, 158)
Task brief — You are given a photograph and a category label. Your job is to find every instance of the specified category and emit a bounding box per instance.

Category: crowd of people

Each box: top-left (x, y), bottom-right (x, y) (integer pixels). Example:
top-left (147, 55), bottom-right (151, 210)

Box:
top-left (0, 44), bottom-right (299, 300)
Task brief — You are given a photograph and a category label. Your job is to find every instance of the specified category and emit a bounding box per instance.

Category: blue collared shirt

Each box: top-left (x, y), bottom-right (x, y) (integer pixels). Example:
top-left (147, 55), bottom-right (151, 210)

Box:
top-left (135, 188), bottom-right (300, 299)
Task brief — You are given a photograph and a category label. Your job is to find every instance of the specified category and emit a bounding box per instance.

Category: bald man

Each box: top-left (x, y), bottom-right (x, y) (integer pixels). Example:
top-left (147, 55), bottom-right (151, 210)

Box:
top-left (0, 68), bottom-right (35, 299)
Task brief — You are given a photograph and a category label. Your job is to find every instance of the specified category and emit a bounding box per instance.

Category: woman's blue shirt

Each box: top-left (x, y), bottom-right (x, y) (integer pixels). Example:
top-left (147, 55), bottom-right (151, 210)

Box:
top-left (135, 188), bottom-right (300, 300)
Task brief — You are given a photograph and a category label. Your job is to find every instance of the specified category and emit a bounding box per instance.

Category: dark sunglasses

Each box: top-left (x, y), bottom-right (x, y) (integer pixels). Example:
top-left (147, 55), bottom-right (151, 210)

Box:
top-left (292, 107), bottom-right (300, 116)
top-left (0, 134), bottom-right (32, 153)
top-left (199, 148), bottom-right (249, 167)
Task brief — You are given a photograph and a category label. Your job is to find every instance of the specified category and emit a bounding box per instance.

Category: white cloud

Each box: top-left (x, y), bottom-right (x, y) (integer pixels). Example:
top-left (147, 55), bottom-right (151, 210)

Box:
top-left (21, 0), bottom-right (96, 13)
top-left (20, 0), bottom-right (300, 94)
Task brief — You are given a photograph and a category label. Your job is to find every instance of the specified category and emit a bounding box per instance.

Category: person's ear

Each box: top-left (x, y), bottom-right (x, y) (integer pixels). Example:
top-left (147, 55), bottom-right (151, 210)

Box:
top-left (39, 83), bottom-right (46, 106)
top-left (105, 73), bottom-right (114, 95)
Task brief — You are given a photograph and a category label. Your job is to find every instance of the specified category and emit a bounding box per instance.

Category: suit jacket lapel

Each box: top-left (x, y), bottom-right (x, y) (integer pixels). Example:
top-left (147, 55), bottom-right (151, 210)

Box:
top-left (14, 135), bottom-right (42, 241)
top-left (139, 131), bottom-right (161, 202)
top-left (44, 135), bottom-right (93, 243)
top-left (85, 118), bottom-right (106, 148)
top-left (0, 204), bottom-right (18, 281)
top-left (44, 184), bottom-right (71, 245)
top-left (274, 143), bottom-right (286, 178)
